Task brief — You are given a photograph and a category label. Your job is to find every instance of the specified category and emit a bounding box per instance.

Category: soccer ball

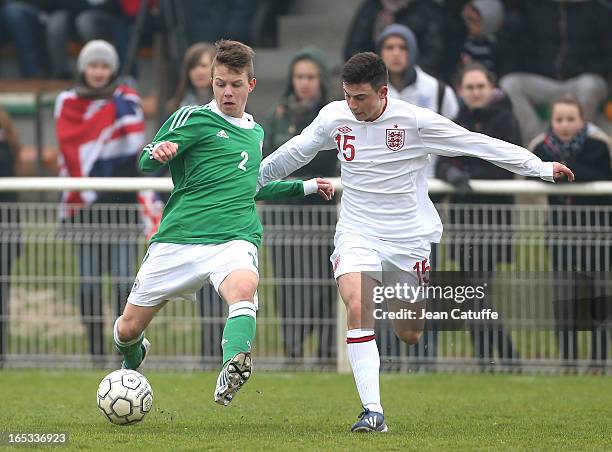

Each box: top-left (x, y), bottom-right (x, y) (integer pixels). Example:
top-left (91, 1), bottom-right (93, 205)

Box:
top-left (96, 369), bottom-right (153, 425)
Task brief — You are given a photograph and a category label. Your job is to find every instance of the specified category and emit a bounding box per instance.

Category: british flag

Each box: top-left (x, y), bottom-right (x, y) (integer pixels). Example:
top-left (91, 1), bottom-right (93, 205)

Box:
top-left (55, 84), bottom-right (146, 217)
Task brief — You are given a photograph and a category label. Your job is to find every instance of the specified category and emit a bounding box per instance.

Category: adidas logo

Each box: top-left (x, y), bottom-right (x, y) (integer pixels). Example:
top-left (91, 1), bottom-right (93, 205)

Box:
top-left (217, 130), bottom-right (229, 139)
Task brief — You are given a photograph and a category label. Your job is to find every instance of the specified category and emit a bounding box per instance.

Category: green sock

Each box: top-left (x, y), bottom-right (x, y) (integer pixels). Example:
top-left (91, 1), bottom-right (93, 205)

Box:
top-left (113, 319), bottom-right (144, 369)
top-left (222, 302), bottom-right (257, 366)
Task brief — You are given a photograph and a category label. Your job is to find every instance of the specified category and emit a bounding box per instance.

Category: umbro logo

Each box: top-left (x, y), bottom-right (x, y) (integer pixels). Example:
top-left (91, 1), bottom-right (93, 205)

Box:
top-left (217, 129), bottom-right (229, 139)
top-left (132, 278), bottom-right (140, 292)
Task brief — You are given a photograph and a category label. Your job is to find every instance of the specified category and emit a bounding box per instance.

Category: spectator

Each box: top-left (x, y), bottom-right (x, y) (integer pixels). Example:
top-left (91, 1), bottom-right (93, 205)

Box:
top-left (165, 42), bottom-right (216, 116)
top-left (344, 0), bottom-right (446, 76)
top-left (458, 0), bottom-right (507, 75)
top-left (376, 23), bottom-right (459, 177)
top-left (437, 63), bottom-right (521, 368)
top-left (440, 62), bottom-right (522, 177)
top-left (0, 0), bottom-right (72, 78)
top-left (263, 46), bottom-right (338, 362)
top-left (54, 40), bottom-right (144, 365)
top-left (500, 0), bottom-right (611, 145)
top-left (0, 107), bottom-right (22, 367)
top-left (531, 94), bottom-right (612, 371)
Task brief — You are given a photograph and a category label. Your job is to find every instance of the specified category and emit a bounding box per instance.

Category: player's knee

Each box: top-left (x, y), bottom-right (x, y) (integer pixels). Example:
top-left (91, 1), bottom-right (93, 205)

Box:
top-left (117, 317), bottom-right (143, 342)
top-left (396, 330), bottom-right (422, 344)
top-left (343, 293), bottom-right (363, 318)
top-left (230, 280), bottom-right (257, 302)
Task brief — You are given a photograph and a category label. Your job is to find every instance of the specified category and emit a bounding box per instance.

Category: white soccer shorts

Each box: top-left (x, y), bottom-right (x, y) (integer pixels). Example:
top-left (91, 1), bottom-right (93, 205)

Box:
top-left (127, 240), bottom-right (259, 307)
top-left (330, 231), bottom-right (431, 292)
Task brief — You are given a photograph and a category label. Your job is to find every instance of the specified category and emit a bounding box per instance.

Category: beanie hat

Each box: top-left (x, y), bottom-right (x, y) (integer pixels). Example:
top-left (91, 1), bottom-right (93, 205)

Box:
top-left (376, 23), bottom-right (419, 67)
top-left (77, 40), bottom-right (119, 74)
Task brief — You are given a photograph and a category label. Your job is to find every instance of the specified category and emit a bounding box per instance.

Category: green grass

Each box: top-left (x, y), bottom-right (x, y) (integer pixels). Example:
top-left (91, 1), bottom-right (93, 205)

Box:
top-left (1, 371), bottom-right (611, 450)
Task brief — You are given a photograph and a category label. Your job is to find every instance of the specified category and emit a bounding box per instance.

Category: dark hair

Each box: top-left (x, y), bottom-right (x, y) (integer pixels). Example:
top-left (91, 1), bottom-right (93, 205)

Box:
top-left (551, 93), bottom-right (584, 119)
top-left (342, 52), bottom-right (388, 90)
top-left (455, 62), bottom-right (497, 88)
top-left (212, 39), bottom-right (255, 80)
top-left (166, 42), bottom-right (216, 114)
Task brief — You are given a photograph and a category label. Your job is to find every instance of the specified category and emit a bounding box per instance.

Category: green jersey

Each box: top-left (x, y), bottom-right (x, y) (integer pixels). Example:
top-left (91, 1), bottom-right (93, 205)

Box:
top-left (139, 101), bottom-right (305, 247)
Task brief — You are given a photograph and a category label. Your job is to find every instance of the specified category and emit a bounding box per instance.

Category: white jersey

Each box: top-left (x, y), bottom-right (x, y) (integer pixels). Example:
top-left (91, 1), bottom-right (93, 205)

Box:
top-left (258, 97), bottom-right (554, 243)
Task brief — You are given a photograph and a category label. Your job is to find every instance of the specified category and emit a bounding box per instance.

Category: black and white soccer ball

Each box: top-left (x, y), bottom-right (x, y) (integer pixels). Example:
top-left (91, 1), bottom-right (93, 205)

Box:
top-left (97, 369), bottom-right (153, 425)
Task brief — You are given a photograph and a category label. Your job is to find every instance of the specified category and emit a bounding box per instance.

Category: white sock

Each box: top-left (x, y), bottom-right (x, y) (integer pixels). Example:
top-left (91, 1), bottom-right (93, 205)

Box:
top-left (227, 300), bottom-right (257, 319)
top-left (113, 316), bottom-right (143, 346)
top-left (347, 328), bottom-right (383, 414)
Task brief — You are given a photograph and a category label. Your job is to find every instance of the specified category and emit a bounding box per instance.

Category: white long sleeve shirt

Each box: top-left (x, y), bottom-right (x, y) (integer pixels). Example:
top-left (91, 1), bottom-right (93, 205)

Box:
top-left (258, 97), bottom-right (554, 244)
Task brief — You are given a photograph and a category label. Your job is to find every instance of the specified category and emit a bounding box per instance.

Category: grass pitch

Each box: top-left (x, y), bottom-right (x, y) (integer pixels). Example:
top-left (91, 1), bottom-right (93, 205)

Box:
top-left (1, 371), bottom-right (610, 451)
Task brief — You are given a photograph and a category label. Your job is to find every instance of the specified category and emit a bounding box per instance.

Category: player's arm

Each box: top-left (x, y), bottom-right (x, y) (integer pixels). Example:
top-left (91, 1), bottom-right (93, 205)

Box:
top-left (416, 109), bottom-right (574, 182)
top-left (255, 178), bottom-right (334, 201)
top-left (258, 107), bottom-right (335, 188)
top-left (139, 106), bottom-right (202, 172)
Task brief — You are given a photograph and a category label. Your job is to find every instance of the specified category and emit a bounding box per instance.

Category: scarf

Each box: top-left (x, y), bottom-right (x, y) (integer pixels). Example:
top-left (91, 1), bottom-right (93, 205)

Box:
top-left (542, 124), bottom-right (588, 162)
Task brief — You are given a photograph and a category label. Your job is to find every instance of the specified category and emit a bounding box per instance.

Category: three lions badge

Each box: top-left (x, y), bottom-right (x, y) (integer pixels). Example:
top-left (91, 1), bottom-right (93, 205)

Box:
top-left (386, 128), bottom-right (405, 151)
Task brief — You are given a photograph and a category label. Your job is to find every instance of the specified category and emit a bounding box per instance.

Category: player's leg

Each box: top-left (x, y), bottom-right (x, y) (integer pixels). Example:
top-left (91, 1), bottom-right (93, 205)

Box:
top-left (209, 240), bottom-right (259, 406)
top-left (113, 242), bottom-right (204, 372)
top-left (114, 302), bottom-right (166, 370)
top-left (337, 272), bottom-right (388, 432)
top-left (338, 273), bottom-right (387, 432)
top-left (217, 269), bottom-right (258, 366)
top-left (382, 245), bottom-right (431, 346)
top-left (387, 298), bottom-right (426, 344)
top-left (332, 232), bottom-right (387, 432)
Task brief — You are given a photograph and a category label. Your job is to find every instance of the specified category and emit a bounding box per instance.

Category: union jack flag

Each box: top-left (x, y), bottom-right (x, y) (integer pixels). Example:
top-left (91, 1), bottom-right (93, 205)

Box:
top-left (55, 84), bottom-right (162, 237)
top-left (55, 84), bottom-right (145, 210)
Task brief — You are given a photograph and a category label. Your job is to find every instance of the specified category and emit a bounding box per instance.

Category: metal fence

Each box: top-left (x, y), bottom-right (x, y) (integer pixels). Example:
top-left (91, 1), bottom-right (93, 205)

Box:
top-left (0, 178), bottom-right (611, 374)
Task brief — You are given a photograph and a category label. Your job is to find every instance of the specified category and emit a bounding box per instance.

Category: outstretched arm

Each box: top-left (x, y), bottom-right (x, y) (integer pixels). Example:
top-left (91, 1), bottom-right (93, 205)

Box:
top-left (258, 108), bottom-right (335, 188)
top-left (417, 109), bottom-right (574, 182)
top-left (255, 178), bottom-right (335, 201)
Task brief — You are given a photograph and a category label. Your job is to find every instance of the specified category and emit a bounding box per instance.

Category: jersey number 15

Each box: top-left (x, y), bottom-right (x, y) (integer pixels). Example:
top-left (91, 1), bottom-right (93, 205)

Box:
top-left (335, 134), bottom-right (356, 161)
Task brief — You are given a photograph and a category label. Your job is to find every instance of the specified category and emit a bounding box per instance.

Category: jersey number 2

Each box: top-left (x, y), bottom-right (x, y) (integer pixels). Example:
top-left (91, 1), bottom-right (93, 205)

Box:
top-left (335, 134), bottom-right (356, 161)
top-left (238, 151), bottom-right (249, 171)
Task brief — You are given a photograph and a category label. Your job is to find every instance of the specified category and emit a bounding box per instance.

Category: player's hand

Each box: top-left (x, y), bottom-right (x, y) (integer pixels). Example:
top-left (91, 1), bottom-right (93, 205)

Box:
top-left (552, 162), bottom-right (574, 182)
top-left (152, 141), bottom-right (178, 163)
top-left (315, 178), bottom-right (335, 201)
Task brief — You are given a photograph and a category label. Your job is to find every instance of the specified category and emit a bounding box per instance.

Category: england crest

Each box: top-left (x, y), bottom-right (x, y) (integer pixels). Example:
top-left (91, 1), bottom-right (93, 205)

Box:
top-left (386, 128), bottom-right (405, 151)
